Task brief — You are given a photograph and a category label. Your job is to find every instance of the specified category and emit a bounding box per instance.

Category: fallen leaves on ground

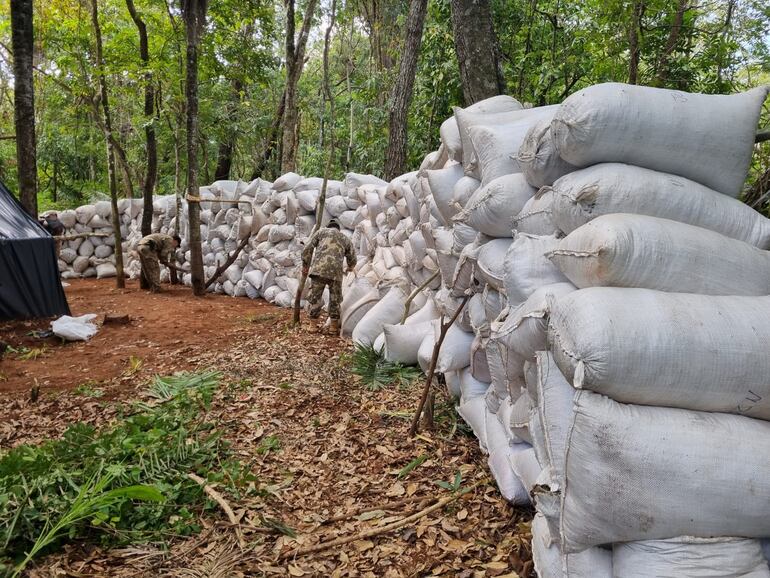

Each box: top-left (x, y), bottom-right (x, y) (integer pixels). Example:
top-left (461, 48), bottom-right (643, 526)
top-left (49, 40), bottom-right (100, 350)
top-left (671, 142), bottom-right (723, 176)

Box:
top-left (3, 295), bottom-right (534, 577)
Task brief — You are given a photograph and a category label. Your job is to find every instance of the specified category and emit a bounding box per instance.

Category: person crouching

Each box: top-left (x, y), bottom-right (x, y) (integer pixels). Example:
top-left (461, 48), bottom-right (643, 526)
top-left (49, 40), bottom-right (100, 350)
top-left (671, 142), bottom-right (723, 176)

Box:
top-left (137, 233), bottom-right (181, 293)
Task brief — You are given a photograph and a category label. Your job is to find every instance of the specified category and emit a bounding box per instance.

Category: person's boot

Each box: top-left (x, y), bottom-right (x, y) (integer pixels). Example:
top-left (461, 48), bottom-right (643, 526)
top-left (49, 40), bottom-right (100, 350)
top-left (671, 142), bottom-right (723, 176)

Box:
top-left (328, 319), bottom-right (340, 336)
top-left (308, 318), bottom-right (322, 333)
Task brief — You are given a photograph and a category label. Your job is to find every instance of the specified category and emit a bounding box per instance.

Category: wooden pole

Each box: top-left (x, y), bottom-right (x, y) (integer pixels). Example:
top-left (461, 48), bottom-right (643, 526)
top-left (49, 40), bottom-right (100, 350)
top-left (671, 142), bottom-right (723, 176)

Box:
top-left (292, 0), bottom-right (337, 327)
top-left (409, 295), bottom-right (470, 437)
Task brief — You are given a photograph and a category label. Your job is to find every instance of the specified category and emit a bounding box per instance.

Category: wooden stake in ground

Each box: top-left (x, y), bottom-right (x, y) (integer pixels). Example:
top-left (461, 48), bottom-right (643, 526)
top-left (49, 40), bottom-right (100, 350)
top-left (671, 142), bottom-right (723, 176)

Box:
top-left (292, 0), bottom-right (338, 327)
top-left (409, 295), bottom-right (470, 437)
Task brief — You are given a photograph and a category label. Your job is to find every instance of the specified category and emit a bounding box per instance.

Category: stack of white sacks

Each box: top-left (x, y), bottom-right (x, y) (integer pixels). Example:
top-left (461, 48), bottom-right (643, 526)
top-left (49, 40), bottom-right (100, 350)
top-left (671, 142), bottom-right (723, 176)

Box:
top-left (55, 82), bottom-right (770, 574)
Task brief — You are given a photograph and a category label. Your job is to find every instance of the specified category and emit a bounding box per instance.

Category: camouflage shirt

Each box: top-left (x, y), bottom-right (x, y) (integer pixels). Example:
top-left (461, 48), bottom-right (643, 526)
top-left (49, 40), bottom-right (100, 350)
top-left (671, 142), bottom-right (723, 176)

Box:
top-left (302, 228), bottom-right (357, 280)
top-left (138, 233), bottom-right (176, 263)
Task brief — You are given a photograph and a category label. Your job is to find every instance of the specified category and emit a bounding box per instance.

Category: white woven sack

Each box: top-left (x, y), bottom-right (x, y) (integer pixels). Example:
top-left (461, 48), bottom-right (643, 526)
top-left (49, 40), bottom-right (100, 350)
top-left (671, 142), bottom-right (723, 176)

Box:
top-left (512, 187), bottom-right (560, 236)
top-left (549, 287), bottom-right (770, 419)
top-left (475, 238), bottom-right (513, 291)
top-left (451, 176), bottom-right (479, 212)
top-left (470, 334), bottom-right (491, 383)
top-left (612, 537), bottom-right (770, 578)
top-left (417, 327), bottom-right (436, 373)
top-left (383, 320), bottom-right (434, 365)
top-left (440, 116), bottom-right (462, 162)
top-left (425, 163), bottom-right (464, 223)
top-left (456, 173), bottom-right (536, 237)
top-left (551, 83), bottom-right (769, 197)
top-left (272, 172), bottom-right (302, 192)
top-left (548, 214), bottom-right (770, 295)
top-left (486, 415), bottom-right (529, 505)
top-left (508, 446), bottom-right (541, 493)
top-left (453, 97), bottom-right (527, 175)
top-left (434, 323), bottom-right (474, 373)
top-left (457, 395), bottom-right (488, 450)
top-left (533, 351), bottom-right (574, 488)
top-left (467, 106), bottom-right (557, 186)
top-left (503, 233), bottom-right (568, 306)
top-left (95, 263), bottom-right (117, 279)
top-left (352, 284), bottom-right (414, 346)
top-left (490, 282), bottom-right (575, 361)
top-left (59, 210), bottom-right (77, 228)
top-left (551, 163), bottom-right (770, 248)
top-left (517, 117), bottom-right (577, 189)
top-left (561, 391), bottom-right (770, 552)
top-left (340, 286), bottom-right (380, 337)
top-left (531, 514), bottom-right (612, 578)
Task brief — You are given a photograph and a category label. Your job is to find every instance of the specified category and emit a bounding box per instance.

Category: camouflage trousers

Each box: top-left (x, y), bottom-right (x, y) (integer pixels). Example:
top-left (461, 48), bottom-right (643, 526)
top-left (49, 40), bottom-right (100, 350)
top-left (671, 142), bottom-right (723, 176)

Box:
top-left (307, 275), bottom-right (342, 320)
top-left (138, 245), bottom-right (161, 292)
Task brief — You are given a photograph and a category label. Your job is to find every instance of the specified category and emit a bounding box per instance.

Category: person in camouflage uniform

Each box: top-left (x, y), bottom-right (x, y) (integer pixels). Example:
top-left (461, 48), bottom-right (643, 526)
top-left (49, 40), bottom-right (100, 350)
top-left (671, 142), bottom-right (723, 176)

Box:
top-left (137, 233), bottom-right (181, 293)
top-left (301, 219), bottom-right (357, 334)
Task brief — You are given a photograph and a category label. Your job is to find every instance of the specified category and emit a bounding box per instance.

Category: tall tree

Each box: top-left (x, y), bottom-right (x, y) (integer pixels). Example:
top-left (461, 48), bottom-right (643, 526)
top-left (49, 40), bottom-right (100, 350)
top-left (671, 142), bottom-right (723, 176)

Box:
top-left (125, 0), bottom-right (157, 238)
top-left (628, 1), bottom-right (645, 84)
top-left (383, 0), bottom-right (428, 180)
top-left (10, 0), bottom-right (37, 216)
top-left (214, 78), bottom-right (243, 181)
top-left (90, 0), bottom-right (125, 288)
top-left (182, 0), bottom-right (207, 296)
top-left (280, 0), bottom-right (318, 174)
top-left (450, 0), bottom-right (505, 106)
top-left (653, 0), bottom-right (690, 87)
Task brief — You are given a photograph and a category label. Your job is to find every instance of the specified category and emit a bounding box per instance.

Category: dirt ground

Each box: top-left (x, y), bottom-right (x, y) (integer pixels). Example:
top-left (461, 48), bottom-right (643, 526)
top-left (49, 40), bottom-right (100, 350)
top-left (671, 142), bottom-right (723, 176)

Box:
top-left (0, 278), bottom-right (274, 395)
top-left (0, 279), bottom-right (534, 577)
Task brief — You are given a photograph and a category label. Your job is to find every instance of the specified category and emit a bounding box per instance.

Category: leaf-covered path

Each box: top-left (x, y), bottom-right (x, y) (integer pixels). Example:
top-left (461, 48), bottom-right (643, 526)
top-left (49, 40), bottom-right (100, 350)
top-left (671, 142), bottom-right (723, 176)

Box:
top-left (1, 281), bottom-right (533, 577)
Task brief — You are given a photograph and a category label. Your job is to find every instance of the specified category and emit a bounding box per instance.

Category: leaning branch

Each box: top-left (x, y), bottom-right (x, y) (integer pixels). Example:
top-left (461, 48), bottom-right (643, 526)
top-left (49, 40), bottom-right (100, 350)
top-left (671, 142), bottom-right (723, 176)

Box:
top-left (203, 236), bottom-right (250, 290)
top-left (409, 295), bottom-right (470, 436)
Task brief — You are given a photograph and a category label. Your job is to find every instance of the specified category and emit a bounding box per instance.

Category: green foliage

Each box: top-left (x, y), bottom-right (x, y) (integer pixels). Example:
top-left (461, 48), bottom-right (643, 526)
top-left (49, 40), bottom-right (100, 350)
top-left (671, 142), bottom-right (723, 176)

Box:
top-left (9, 471), bottom-right (164, 578)
top-left (0, 371), bottom-right (250, 571)
top-left (436, 471), bottom-right (463, 493)
top-left (397, 454), bottom-right (428, 479)
top-left (348, 342), bottom-right (423, 390)
top-left (0, 0), bottom-right (767, 203)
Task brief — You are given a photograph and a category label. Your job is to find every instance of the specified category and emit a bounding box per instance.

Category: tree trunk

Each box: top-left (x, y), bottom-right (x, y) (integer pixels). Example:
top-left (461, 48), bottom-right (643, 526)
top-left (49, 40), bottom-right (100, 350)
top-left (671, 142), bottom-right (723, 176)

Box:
top-left (251, 90), bottom-right (285, 180)
top-left (126, 0), bottom-right (157, 237)
top-left (628, 1), bottom-right (645, 84)
top-left (214, 78), bottom-right (243, 181)
top-left (293, 0), bottom-right (337, 326)
top-left (182, 0), bottom-right (207, 296)
top-left (653, 0), bottom-right (689, 87)
top-left (10, 0), bottom-right (37, 216)
top-left (90, 0), bottom-right (125, 288)
top-left (383, 0), bottom-right (428, 180)
top-left (450, 0), bottom-right (506, 106)
top-left (716, 0), bottom-right (735, 88)
top-left (280, 0), bottom-right (318, 174)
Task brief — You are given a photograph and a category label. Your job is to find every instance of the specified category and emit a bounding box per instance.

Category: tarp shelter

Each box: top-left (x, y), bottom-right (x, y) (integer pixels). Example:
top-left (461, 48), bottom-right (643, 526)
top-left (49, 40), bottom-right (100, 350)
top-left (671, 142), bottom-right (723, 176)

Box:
top-left (0, 180), bottom-right (70, 320)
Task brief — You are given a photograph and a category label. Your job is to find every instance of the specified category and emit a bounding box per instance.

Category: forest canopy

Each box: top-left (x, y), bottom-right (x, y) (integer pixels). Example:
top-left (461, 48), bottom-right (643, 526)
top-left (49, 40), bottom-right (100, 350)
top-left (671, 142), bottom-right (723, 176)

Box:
top-left (0, 0), bottom-right (768, 212)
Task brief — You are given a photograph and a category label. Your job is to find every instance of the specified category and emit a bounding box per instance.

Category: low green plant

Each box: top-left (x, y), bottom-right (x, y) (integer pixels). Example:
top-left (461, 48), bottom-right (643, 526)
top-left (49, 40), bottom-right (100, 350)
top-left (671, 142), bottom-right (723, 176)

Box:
top-left (398, 454), bottom-right (428, 479)
top-left (74, 381), bottom-right (104, 398)
top-left (348, 343), bottom-right (423, 390)
top-left (0, 370), bottom-right (250, 572)
top-left (256, 435), bottom-right (281, 455)
top-left (10, 471), bottom-right (163, 578)
top-left (436, 471), bottom-right (463, 493)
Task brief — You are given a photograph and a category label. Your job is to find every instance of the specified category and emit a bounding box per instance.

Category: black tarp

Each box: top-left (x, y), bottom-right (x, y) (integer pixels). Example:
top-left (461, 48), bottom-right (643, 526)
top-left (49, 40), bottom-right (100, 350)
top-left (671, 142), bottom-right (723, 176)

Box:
top-left (0, 180), bottom-right (70, 320)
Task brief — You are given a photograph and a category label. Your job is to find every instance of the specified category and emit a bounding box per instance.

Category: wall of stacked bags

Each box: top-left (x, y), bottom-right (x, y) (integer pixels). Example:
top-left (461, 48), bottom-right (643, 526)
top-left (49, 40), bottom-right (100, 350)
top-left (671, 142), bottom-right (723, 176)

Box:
top-left (56, 81), bottom-right (770, 576)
